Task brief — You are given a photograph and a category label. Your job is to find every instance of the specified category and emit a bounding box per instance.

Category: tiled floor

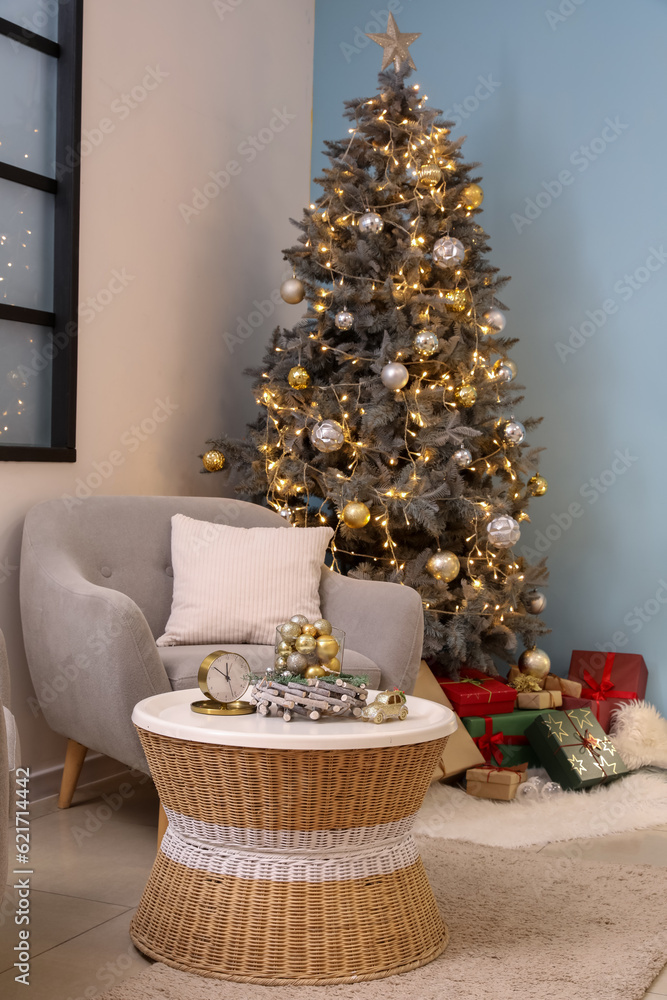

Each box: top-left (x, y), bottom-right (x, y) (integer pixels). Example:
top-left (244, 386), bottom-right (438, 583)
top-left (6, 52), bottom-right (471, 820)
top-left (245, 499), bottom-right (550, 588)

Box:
top-left (3, 773), bottom-right (667, 999)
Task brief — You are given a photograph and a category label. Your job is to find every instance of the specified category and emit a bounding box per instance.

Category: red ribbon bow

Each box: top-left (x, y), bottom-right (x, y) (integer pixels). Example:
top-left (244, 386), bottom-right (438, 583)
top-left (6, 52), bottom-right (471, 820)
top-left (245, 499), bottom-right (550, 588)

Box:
top-left (581, 653), bottom-right (637, 718)
top-left (474, 717), bottom-right (528, 765)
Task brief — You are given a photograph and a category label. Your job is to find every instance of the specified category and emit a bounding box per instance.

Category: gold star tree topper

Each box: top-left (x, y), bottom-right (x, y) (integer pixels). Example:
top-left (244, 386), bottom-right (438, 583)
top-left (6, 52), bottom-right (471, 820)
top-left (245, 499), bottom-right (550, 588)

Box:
top-left (366, 13), bottom-right (421, 72)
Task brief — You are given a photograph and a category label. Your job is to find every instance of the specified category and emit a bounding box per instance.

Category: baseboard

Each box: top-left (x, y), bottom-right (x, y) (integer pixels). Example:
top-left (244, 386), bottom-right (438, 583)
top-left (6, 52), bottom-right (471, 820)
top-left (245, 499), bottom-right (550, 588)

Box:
top-left (29, 751), bottom-right (133, 803)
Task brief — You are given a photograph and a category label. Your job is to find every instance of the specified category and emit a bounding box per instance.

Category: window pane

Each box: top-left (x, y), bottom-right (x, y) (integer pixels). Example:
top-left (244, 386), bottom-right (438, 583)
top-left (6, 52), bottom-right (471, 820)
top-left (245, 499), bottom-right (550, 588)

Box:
top-left (0, 178), bottom-right (54, 311)
top-left (0, 2), bottom-right (58, 42)
top-left (0, 320), bottom-right (52, 446)
top-left (0, 33), bottom-right (57, 177)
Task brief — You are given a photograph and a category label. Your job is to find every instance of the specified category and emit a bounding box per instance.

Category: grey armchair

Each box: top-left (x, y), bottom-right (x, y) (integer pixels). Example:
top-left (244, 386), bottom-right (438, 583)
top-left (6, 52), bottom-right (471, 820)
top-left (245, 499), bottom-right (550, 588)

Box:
top-left (20, 496), bottom-right (424, 807)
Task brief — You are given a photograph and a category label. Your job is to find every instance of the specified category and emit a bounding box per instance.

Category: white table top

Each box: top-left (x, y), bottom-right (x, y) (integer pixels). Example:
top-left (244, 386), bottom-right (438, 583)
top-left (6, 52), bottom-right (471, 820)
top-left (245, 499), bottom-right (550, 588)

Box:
top-left (132, 688), bottom-right (457, 751)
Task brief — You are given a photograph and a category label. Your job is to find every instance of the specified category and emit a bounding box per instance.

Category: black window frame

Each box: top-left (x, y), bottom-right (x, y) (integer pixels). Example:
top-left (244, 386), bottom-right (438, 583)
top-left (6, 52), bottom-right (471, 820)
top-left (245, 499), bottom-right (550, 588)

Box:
top-left (0, 1), bottom-right (83, 462)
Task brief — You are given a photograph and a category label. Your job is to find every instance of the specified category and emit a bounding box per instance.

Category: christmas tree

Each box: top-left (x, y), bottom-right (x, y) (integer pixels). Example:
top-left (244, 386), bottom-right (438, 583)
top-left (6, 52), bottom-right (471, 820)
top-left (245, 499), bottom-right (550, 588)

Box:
top-left (203, 16), bottom-right (549, 676)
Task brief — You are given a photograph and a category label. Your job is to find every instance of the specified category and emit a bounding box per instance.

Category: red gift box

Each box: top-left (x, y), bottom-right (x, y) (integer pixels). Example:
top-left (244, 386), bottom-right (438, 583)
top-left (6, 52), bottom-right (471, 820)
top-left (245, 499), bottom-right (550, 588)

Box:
top-left (567, 651), bottom-right (647, 733)
top-left (439, 667), bottom-right (517, 717)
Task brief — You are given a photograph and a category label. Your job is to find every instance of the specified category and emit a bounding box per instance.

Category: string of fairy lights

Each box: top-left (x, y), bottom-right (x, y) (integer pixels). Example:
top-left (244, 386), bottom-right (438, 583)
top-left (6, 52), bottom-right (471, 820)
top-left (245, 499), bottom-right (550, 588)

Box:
top-left (203, 62), bottom-right (549, 638)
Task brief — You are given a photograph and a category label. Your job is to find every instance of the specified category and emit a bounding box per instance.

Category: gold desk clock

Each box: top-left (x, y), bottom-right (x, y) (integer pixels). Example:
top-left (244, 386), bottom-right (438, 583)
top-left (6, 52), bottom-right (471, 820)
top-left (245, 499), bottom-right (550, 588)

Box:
top-left (191, 650), bottom-right (256, 716)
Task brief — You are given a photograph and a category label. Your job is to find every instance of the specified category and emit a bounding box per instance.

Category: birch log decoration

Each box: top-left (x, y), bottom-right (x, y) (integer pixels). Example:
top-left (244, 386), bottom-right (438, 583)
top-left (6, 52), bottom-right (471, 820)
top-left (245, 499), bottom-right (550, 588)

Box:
top-left (250, 674), bottom-right (371, 723)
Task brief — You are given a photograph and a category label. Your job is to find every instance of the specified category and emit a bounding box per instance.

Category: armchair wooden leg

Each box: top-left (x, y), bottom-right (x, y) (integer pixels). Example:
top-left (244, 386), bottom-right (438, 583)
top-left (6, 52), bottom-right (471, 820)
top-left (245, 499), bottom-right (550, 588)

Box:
top-left (157, 801), bottom-right (168, 849)
top-left (58, 739), bottom-right (88, 809)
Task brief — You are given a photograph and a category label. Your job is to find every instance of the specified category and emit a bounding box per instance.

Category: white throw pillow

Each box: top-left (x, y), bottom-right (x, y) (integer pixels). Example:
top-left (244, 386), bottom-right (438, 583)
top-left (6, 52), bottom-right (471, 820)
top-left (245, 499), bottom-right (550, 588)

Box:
top-left (157, 514), bottom-right (333, 646)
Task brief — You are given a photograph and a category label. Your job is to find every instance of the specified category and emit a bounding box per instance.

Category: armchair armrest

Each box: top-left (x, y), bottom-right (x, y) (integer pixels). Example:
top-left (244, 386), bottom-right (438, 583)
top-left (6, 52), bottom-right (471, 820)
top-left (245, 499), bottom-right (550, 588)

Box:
top-left (20, 532), bottom-right (170, 773)
top-left (319, 569), bottom-right (424, 693)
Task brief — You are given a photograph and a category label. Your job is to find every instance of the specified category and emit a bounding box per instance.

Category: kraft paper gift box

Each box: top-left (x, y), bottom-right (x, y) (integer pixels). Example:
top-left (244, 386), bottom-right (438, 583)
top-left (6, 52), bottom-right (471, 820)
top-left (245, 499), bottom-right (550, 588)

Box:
top-left (567, 651), bottom-right (647, 732)
top-left (414, 662), bottom-right (484, 782)
top-left (440, 667), bottom-right (517, 717)
top-left (525, 707), bottom-right (629, 791)
top-left (466, 763), bottom-right (528, 802)
top-left (545, 674), bottom-right (583, 699)
top-left (461, 710), bottom-right (546, 769)
top-left (517, 690), bottom-right (563, 710)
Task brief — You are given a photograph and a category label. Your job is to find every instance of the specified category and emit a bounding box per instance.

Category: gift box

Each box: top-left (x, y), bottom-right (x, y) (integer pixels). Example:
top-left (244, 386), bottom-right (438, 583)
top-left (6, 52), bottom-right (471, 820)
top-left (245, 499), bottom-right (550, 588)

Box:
top-left (414, 662), bottom-right (484, 782)
top-left (545, 675), bottom-right (582, 699)
top-left (525, 707), bottom-right (628, 790)
top-left (517, 690), bottom-right (562, 710)
top-left (567, 651), bottom-right (647, 732)
top-left (466, 763), bottom-right (528, 802)
top-left (461, 710), bottom-right (546, 768)
top-left (440, 667), bottom-right (517, 717)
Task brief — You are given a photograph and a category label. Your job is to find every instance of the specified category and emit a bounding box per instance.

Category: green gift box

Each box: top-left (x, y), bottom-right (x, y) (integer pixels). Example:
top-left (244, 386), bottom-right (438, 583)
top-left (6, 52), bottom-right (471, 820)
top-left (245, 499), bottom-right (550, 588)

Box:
top-left (461, 710), bottom-right (548, 768)
top-left (525, 707), bottom-right (629, 790)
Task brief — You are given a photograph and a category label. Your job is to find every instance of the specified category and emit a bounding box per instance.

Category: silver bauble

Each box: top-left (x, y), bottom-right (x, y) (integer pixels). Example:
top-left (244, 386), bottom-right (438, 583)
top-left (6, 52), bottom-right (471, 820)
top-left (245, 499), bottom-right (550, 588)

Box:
top-left (286, 652), bottom-right (307, 673)
top-left (381, 362), bottom-right (409, 390)
top-left (425, 549), bottom-right (460, 582)
top-left (311, 419), bottom-right (345, 453)
top-left (432, 236), bottom-right (465, 267)
top-left (265, 665), bottom-right (277, 678)
top-left (358, 211), bottom-right (384, 235)
top-left (334, 309), bottom-right (354, 330)
top-left (290, 614), bottom-right (309, 625)
top-left (280, 278), bottom-right (305, 304)
top-left (518, 646), bottom-right (551, 679)
top-left (503, 420), bottom-right (526, 445)
top-left (483, 307), bottom-right (506, 333)
top-left (524, 591), bottom-right (547, 615)
top-left (487, 515), bottom-right (521, 547)
top-left (494, 362), bottom-right (514, 383)
top-left (413, 329), bottom-right (439, 357)
top-left (452, 447), bottom-right (473, 468)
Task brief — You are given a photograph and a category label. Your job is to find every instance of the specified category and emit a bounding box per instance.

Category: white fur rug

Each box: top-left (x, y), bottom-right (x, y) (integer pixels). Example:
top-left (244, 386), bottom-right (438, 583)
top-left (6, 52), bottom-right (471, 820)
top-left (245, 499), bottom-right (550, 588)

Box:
top-left (415, 769), bottom-right (667, 848)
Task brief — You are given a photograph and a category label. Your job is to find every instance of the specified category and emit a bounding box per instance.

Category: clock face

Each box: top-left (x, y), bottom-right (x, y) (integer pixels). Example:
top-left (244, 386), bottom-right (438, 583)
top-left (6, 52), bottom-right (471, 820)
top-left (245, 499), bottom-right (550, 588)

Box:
top-left (199, 651), bottom-right (250, 704)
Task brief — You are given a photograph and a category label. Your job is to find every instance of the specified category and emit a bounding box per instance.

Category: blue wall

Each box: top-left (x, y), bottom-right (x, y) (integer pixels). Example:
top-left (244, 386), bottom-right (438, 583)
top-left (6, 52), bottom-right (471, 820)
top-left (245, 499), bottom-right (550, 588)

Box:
top-left (312, 0), bottom-right (667, 711)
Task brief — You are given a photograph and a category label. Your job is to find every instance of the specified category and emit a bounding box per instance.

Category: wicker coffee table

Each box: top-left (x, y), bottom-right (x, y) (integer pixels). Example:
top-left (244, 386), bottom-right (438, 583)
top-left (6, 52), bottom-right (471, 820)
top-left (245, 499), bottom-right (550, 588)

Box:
top-left (130, 687), bottom-right (456, 985)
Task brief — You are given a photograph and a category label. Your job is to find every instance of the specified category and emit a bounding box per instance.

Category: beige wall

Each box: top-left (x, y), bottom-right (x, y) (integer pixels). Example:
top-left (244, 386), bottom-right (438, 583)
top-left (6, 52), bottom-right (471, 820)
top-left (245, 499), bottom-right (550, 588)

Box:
top-left (4, 0), bottom-right (315, 786)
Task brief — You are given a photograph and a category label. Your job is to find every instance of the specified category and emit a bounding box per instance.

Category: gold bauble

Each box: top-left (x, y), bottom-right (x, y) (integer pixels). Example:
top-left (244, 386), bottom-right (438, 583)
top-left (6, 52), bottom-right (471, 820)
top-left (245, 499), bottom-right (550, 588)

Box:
top-left (323, 656), bottom-right (341, 674)
top-left (425, 549), bottom-right (460, 582)
top-left (202, 449), bottom-right (225, 472)
top-left (528, 475), bottom-right (548, 496)
top-left (276, 640), bottom-right (294, 656)
top-left (342, 501), bottom-right (371, 528)
top-left (316, 635), bottom-right (339, 662)
top-left (518, 646), bottom-right (551, 680)
top-left (461, 183), bottom-right (484, 210)
top-left (454, 385), bottom-right (477, 408)
top-left (278, 622), bottom-right (301, 640)
top-left (443, 288), bottom-right (469, 312)
top-left (313, 618), bottom-right (332, 636)
top-left (301, 623), bottom-right (318, 636)
top-left (418, 164), bottom-right (442, 187)
top-left (288, 366), bottom-right (310, 390)
top-left (304, 664), bottom-right (327, 679)
top-left (295, 634), bottom-right (317, 654)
